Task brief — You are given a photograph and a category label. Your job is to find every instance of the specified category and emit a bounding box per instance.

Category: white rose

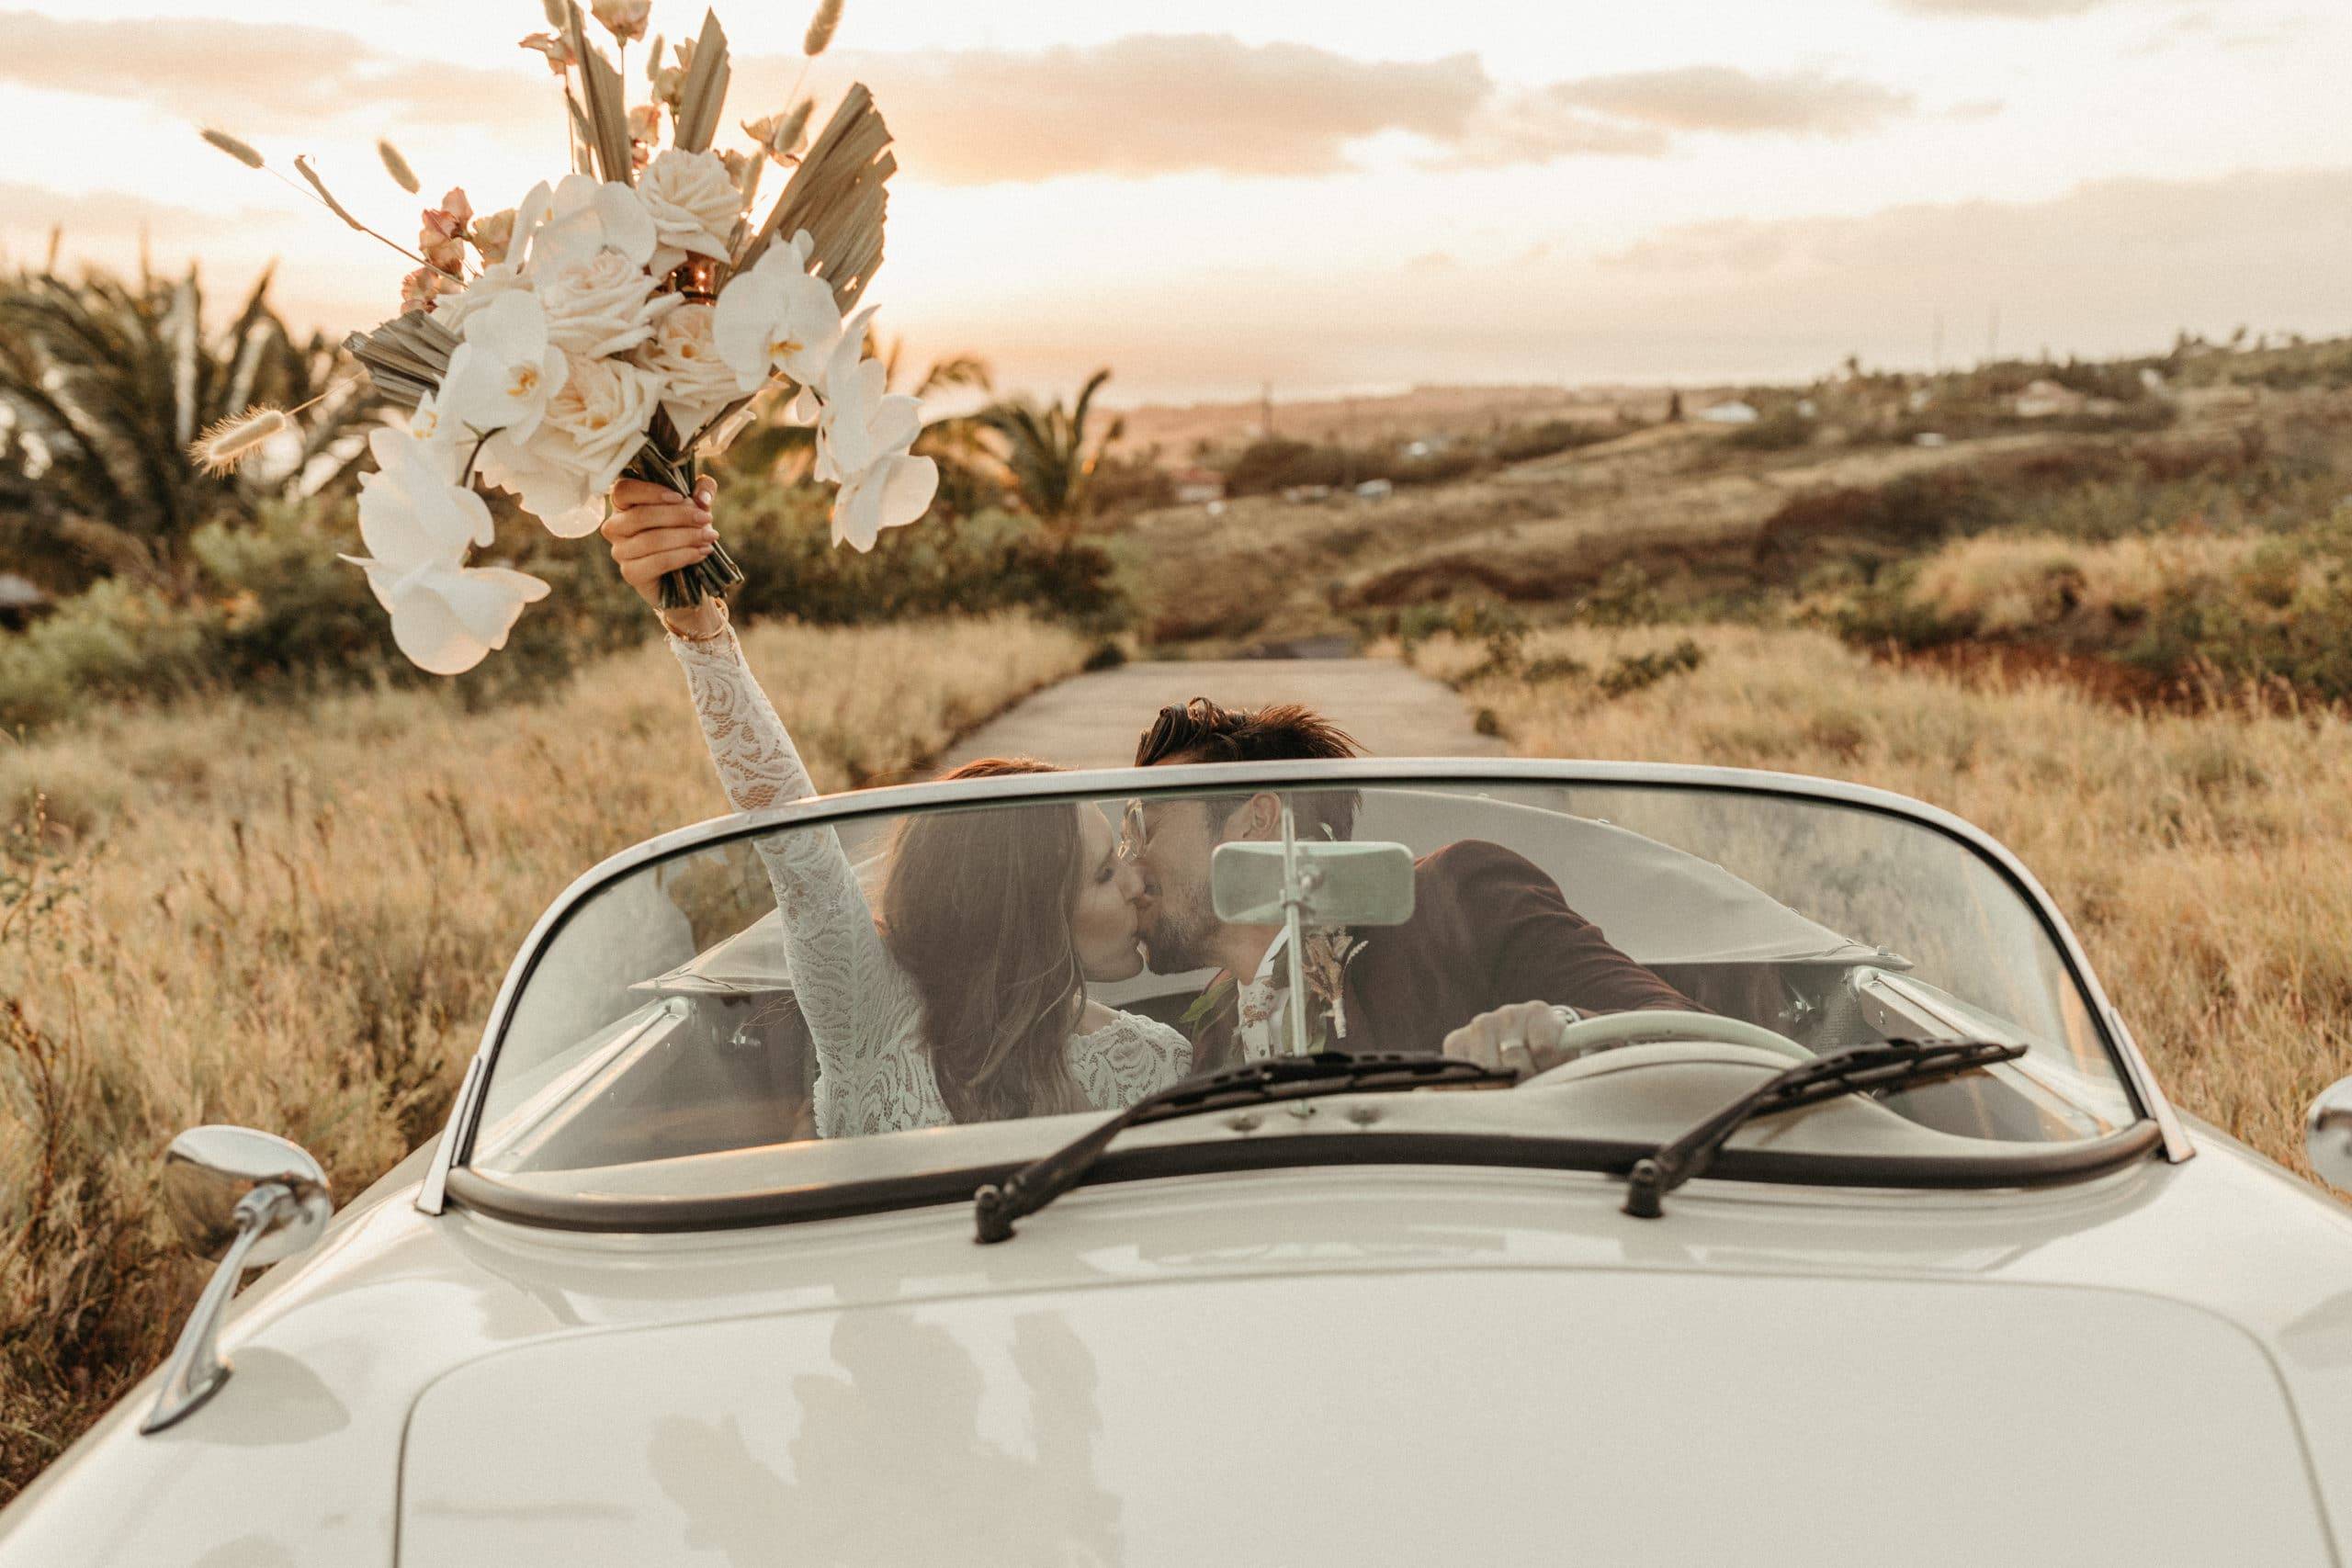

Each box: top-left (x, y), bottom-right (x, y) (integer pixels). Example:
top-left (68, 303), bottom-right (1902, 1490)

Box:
top-left (635, 302), bottom-right (740, 440)
top-left (537, 351), bottom-right (660, 497)
top-left (638, 149), bottom-right (741, 276)
top-left (531, 175), bottom-right (655, 275)
top-left (536, 245), bottom-right (677, 357)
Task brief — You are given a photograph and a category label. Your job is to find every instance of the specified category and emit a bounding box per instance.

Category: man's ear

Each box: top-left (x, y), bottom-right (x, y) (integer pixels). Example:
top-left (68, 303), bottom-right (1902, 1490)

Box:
top-left (1223, 792), bottom-right (1283, 842)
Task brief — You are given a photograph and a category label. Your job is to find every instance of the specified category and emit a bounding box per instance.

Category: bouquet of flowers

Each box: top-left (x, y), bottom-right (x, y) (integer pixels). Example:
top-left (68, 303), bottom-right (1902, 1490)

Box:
top-left (197, 0), bottom-right (930, 673)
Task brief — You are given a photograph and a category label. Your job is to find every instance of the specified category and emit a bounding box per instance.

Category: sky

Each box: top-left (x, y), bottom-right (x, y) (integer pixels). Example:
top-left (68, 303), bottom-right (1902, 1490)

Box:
top-left (10, 0), bottom-right (2351, 403)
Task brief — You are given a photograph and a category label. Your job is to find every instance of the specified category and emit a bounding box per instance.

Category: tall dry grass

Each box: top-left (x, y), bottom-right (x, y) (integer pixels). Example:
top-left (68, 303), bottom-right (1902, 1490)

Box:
top-left (0, 614), bottom-right (1087, 1498)
top-left (1409, 624), bottom-right (2352, 1185)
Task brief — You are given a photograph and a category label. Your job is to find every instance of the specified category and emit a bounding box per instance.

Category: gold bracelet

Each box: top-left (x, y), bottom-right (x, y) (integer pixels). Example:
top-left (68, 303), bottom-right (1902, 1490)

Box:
top-left (661, 597), bottom-right (731, 644)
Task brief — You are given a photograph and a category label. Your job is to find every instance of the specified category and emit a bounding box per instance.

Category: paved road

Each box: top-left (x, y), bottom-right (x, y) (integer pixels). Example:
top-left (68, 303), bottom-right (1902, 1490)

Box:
top-left (938, 657), bottom-right (1505, 773)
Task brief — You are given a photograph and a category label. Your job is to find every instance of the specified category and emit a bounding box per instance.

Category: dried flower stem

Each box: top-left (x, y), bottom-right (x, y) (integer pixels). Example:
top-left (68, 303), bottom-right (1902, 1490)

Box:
top-left (286, 157), bottom-right (458, 279)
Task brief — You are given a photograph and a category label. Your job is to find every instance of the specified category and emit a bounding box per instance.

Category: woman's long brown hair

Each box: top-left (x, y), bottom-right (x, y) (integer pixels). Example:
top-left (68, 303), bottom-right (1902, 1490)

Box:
top-left (877, 758), bottom-right (1091, 1124)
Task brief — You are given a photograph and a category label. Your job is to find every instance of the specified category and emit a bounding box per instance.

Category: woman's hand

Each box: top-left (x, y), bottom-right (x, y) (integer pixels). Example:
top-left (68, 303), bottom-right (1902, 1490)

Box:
top-left (604, 475), bottom-right (723, 635)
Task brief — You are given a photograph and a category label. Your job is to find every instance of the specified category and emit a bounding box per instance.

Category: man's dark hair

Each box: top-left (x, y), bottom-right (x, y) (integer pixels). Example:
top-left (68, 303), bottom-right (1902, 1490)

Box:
top-left (1134, 697), bottom-right (1363, 840)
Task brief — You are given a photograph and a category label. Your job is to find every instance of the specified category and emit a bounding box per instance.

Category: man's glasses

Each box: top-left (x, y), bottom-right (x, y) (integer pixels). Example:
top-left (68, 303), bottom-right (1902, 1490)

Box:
top-left (1116, 799), bottom-right (1148, 864)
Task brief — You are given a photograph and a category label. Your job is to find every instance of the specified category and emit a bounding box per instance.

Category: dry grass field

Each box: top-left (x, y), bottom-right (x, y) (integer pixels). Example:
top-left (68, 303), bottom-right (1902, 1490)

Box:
top-left (1407, 622), bottom-right (2352, 1188)
top-left (0, 614), bottom-right (1088, 1499)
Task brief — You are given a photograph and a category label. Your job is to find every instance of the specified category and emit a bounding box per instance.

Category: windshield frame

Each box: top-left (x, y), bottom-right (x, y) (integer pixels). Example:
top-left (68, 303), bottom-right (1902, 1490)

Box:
top-left (417, 757), bottom-right (2192, 1220)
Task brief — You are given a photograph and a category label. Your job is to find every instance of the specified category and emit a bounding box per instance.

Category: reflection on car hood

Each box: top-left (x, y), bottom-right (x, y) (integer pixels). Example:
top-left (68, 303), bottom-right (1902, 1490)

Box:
top-left (400, 1267), bottom-right (2328, 1566)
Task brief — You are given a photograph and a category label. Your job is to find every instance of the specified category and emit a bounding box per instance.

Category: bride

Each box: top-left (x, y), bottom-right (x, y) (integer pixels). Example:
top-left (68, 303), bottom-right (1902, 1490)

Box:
top-left (604, 477), bottom-right (1193, 1139)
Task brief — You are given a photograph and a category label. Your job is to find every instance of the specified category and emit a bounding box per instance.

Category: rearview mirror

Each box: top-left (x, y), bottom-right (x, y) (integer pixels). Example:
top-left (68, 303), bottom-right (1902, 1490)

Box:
top-left (2309, 1077), bottom-right (2352, 1193)
top-left (1211, 839), bottom-right (1417, 929)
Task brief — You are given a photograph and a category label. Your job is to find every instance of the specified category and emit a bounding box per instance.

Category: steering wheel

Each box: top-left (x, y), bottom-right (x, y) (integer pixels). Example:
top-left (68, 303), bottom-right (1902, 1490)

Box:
top-left (1542, 1009), bottom-right (1814, 1067)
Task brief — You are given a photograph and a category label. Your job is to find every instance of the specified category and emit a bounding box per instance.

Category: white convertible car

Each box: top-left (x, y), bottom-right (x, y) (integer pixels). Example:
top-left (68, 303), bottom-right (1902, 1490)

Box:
top-left (5, 760), bottom-right (2350, 1566)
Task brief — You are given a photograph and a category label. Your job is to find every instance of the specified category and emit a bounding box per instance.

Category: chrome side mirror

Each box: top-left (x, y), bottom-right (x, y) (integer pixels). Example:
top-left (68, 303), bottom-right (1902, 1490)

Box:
top-left (141, 1126), bottom-right (333, 1435)
top-left (2308, 1077), bottom-right (2352, 1193)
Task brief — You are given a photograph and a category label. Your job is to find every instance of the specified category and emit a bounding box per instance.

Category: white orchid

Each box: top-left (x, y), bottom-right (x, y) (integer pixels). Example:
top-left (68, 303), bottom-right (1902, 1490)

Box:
top-left (371, 391), bottom-right (462, 491)
top-left (831, 449), bottom-right (939, 551)
top-left (341, 455), bottom-right (547, 675)
top-left (474, 432), bottom-right (605, 540)
top-left (811, 310), bottom-right (936, 550)
top-left (438, 290), bottom-right (568, 445)
top-left (710, 230), bottom-right (842, 390)
top-left (358, 419), bottom-right (493, 556)
top-left (476, 352), bottom-right (661, 538)
top-left (434, 183), bottom-right (556, 333)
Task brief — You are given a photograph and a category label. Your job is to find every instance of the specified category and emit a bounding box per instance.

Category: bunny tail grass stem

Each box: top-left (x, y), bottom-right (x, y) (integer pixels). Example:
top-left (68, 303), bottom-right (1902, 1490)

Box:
top-left (187, 408), bottom-right (290, 476)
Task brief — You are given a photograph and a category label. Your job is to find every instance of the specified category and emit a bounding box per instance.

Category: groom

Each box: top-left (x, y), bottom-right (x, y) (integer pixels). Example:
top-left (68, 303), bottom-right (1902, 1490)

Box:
top-left (1127, 697), bottom-right (1699, 1073)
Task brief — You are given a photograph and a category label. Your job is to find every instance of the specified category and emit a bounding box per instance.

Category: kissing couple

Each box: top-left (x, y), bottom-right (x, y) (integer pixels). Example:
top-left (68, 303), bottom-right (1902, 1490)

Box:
top-left (606, 478), bottom-right (1699, 1141)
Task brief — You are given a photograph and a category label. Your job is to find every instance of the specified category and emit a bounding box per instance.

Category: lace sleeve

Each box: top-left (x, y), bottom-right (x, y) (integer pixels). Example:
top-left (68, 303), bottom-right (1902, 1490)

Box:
top-left (1068, 1010), bottom-right (1194, 1110)
top-left (666, 626), bottom-right (935, 1134)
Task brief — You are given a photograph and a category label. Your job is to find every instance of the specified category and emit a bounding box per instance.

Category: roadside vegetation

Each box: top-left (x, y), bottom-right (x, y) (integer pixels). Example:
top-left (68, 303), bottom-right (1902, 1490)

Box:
top-left (1406, 620), bottom-right (2352, 1192)
top-left (0, 611), bottom-right (1088, 1499)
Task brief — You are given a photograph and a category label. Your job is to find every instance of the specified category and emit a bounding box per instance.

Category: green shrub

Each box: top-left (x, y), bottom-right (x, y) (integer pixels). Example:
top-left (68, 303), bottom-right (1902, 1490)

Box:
top-left (0, 481), bottom-right (1125, 736)
top-left (718, 486), bottom-right (1125, 630)
top-left (1491, 418), bottom-right (1623, 464)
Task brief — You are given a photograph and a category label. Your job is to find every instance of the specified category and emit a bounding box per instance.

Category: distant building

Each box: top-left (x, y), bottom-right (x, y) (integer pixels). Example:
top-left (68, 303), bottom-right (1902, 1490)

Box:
top-left (1170, 467), bottom-right (1226, 505)
top-left (2014, 379), bottom-right (2089, 419)
top-left (0, 573), bottom-right (48, 631)
top-left (1353, 479), bottom-right (1395, 501)
top-left (1698, 400), bottom-right (1758, 425)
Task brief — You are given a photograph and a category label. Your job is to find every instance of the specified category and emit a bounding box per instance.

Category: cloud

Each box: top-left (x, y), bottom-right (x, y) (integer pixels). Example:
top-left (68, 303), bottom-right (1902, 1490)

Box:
top-left (1596, 167), bottom-right (2352, 282)
top-left (1889, 0), bottom-right (2118, 16)
top-left (903, 165), bottom-right (2352, 399)
top-left (807, 42), bottom-right (1917, 182)
top-left (1540, 67), bottom-right (1916, 136)
top-left (0, 181), bottom-right (254, 252)
top-left (812, 35), bottom-right (1493, 182)
top-left (0, 13), bottom-right (1917, 185)
top-left (0, 9), bottom-right (541, 135)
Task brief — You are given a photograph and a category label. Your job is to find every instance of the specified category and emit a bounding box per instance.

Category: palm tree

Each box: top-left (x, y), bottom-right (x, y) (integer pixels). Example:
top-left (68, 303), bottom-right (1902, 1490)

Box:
top-left (0, 259), bottom-right (377, 598)
top-left (716, 337), bottom-right (1005, 518)
top-left (976, 367), bottom-right (1123, 540)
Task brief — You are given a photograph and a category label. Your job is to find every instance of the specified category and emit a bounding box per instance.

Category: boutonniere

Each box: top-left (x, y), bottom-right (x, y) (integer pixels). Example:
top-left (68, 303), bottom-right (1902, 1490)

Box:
top-left (1300, 927), bottom-right (1365, 1040)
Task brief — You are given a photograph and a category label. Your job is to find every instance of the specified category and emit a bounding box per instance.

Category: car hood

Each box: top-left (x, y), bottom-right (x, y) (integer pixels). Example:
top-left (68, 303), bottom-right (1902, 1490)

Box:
top-left (400, 1263), bottom-right (2331, 1566)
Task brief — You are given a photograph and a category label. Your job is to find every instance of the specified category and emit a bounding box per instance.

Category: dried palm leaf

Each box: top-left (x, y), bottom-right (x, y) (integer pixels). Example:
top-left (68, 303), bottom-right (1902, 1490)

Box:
top-left (672, 11), bottom-right (731, 153)
top-left (694, 85), bottom-right (893, 446)
top-left (562, 2), bottom-right (633, 183)
top-left (341, 310), bottom-right (459, 412)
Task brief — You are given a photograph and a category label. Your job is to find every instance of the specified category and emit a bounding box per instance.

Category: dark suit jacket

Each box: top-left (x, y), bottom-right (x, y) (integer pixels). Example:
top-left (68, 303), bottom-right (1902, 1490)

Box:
top-left (1190, 839), bottom-right (1698, 1067)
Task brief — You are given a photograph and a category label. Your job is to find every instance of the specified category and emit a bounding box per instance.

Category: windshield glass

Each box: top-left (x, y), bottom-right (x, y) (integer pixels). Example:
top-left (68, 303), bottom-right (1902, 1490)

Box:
top-left (469, 779), bottom-right (2136, 1198)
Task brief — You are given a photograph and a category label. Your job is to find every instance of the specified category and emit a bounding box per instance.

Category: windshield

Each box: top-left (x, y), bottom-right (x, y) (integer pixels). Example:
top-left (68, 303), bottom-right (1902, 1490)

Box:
top-left (468, 778), bottom-right (2137, 1200)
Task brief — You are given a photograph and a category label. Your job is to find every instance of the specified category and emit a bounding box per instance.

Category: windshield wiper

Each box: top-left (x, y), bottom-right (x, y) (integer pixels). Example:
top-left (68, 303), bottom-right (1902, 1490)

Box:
top-left (974, 1052), bottom-right (1516, 1243)
top-left (1623, 1039), bottom-right (2027, 1218)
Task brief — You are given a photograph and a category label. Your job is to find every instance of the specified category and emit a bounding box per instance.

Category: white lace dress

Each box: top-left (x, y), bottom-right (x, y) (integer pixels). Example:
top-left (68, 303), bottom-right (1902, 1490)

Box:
top-left (668, 625), bottom-right (1193, 1138)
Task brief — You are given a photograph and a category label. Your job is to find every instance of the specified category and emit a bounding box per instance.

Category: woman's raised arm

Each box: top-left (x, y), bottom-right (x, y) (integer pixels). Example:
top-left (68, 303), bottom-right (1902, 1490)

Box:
top-left (605, 480), bottom-right (943, 1136)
